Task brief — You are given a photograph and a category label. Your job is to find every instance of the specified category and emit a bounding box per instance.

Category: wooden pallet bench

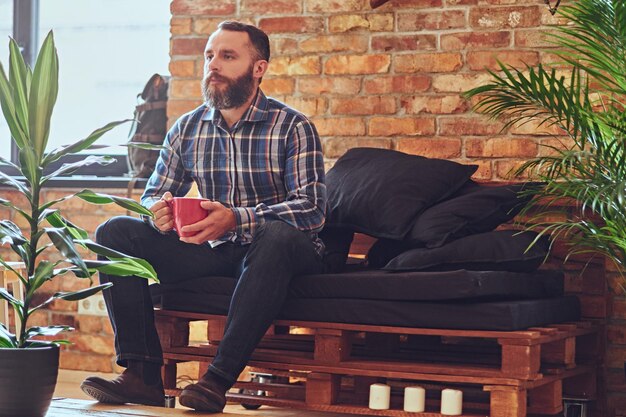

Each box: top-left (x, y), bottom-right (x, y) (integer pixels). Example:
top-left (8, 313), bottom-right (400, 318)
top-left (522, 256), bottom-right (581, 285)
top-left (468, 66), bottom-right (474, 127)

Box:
top-left (155, 310), bottom-right (600, 417)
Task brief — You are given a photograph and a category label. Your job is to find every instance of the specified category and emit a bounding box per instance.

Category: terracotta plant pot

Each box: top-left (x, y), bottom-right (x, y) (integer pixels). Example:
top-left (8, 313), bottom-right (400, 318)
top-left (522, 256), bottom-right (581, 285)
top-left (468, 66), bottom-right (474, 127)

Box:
top-left (0, 344), bottom-right (60, 417)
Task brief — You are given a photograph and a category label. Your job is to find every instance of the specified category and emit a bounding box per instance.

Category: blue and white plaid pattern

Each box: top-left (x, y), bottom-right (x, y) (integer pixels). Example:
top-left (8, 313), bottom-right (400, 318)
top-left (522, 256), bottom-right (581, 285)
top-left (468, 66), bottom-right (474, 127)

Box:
top-left (142, 89), bottom-right (327, 253)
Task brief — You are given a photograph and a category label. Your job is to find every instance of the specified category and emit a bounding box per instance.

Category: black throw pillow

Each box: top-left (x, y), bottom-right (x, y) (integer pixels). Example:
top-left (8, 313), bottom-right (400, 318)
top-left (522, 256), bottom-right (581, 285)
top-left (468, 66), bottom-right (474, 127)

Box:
top-left (407, 181), bottom-right (540, 248)
top-left (326, 148), bottom-right (477, 239)
top-left (318, 226), bottom-right (354, 273)
top-left (367, 238), bottom-right (415, 269)
top-left (383, 230), bottom-right (549, 273)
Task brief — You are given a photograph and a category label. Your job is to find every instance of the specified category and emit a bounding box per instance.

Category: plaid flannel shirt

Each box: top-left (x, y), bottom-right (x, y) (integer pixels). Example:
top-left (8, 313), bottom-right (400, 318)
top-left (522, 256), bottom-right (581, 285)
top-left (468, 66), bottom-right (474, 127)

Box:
top-left (141, 89), bottom-right (327, 254)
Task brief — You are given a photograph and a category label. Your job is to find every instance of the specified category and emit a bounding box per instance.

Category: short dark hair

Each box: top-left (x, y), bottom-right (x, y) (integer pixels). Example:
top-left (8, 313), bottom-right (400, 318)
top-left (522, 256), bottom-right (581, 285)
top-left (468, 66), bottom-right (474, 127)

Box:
top-left (217, 21), bottom-right (270, 62)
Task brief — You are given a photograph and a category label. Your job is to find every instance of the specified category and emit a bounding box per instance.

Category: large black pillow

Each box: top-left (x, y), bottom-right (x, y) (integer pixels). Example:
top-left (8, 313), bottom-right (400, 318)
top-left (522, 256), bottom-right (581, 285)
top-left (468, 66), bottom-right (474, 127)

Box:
top-left (407, 181), bottom-right (539, 248)
top-left (318, 226), bottom-right (354, 273)
top-left (326, 148), bottom-right (477, 239)
top-left (383, 230), bottom-right (549, 273)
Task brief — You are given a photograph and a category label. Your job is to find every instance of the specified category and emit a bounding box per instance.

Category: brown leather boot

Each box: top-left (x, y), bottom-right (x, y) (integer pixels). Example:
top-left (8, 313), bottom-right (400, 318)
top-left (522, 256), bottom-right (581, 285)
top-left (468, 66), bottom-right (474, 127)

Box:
top-left (179, 372), bottom-right (229, 412)
top-left (80, 368), bottom-right (165, 407)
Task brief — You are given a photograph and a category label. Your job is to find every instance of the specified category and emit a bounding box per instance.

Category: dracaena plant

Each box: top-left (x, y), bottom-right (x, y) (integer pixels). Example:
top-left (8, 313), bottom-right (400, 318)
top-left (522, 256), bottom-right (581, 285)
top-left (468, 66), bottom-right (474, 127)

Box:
top-left (0, 31), bottom-right (158, 348)
top-left (465, 0), bottom-right (626, 271)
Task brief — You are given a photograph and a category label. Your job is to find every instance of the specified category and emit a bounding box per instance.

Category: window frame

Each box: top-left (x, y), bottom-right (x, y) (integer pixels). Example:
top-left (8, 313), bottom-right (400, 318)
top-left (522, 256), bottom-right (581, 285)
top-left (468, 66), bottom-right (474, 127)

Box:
top-left (2, 0), bottom-right (135, 182)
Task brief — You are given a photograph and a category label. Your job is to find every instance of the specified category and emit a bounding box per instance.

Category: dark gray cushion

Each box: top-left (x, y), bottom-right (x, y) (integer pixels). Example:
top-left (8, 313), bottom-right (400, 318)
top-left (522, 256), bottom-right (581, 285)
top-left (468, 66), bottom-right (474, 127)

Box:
top-left (407, 181), bottom-right (540, 248)
top-left (325, 148), bottom-right (477, 239)
top-left (383, 230), bottom-right (549, 273)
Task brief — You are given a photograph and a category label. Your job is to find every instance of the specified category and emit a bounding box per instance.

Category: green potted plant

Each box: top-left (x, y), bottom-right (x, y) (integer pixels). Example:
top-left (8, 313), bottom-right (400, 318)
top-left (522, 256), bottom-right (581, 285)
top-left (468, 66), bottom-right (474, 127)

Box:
top-left (465, 0), bottom-right (626, 271)
top-left (0, 32), bottom-right (158, 417)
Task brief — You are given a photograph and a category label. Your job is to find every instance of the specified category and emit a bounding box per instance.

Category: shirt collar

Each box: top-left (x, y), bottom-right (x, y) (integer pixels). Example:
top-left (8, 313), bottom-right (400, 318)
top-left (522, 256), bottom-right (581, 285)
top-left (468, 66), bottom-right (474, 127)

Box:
top-left (201, 88), bottom-right (269, 123)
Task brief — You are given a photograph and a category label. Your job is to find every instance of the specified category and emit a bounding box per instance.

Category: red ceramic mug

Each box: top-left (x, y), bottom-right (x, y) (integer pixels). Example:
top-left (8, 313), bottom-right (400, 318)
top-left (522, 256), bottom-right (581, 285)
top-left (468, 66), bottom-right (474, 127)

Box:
top-left (165, 197), bottom-right (209, 237)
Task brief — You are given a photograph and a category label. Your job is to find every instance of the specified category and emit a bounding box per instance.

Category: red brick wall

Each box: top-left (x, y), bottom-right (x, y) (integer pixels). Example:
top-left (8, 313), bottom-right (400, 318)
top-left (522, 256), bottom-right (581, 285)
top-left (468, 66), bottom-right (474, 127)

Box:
top-left (167, 0), bottom-right (565, 179)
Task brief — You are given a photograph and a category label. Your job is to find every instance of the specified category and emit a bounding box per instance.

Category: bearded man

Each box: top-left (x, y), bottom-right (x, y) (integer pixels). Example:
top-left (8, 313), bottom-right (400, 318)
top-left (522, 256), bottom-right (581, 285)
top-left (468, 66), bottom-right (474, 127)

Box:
top-left (80, 21), bottom-right (326, 413)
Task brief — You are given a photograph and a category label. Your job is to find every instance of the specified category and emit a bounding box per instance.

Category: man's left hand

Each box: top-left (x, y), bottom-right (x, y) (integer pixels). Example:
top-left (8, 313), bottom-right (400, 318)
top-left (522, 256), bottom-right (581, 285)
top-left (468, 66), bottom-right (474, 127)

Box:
top-left (179, 201), bottom-right (237, 244)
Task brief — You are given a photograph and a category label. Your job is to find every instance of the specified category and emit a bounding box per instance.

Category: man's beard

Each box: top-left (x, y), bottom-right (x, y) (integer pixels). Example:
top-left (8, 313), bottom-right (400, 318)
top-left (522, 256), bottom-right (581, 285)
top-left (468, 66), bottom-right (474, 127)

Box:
top-left (202, 65), bottom-right (256, 109)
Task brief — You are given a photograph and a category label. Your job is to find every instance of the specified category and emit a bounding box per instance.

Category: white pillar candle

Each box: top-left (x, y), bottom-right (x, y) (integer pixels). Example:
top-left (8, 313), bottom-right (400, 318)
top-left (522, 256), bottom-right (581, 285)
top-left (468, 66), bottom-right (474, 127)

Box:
top-left (369, 383), bottom-right (391, 410)
top-left (404, 386), bottom-right (425, 412)
top-left (440, 388), bottom-right (463, 415)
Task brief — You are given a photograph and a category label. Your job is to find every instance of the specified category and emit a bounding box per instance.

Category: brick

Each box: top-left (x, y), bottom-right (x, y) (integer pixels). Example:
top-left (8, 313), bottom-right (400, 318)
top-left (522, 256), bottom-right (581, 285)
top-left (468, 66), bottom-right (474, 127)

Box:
top-left (271, 38), bottom-right (299, 55)
top-left (441, 31), bottom-right (511, 50)
top-left (495, 160), bottom-right (532, 180)
top-left (242, 0), bottom-right (302, 14)
top-left (171, 0), bottom-right (236, 15)
top-left (395, 53), bottom-right (462, 73)
top-left (372, 35), bottom-right (437, 52)
top-left (364, 75), bottom-right (430, 94)
top-left (395, 138), bottom-right (462, 158)
top-left (466, 138), bottom-right (538, 157)
top-left (171, 37), bottom-right (206, 56)
top-left (398, 11), bottom-right (466, 31)
top-left (509, 118), bottom-right (565, 136)
top-left (193, 18), bottom-right (225, 35)
top-left (323, 138), bottom-right (392, 159)
top-left (69, 334), bottom-right (116, 355)
top-left (330, 96), bottom-right (396, 115)
top-left (432, 73), bottom-right (494, 92)
top-left (306, 0), bottom-right (366, 13)
top-left (170, 17), bottom-right (192, 35)
top-left (169, 59), bottom-right (196, 77)
top-left (470, 160), bottom-right (494, 180)
top-left (60, 277), bottom-right (90, 293)
top-left (282, 97), bottom-right (327, 116)
top-left (299, 77), bottom-right (361, 95)
top-left (269, 56), bottom-right (321, 76)
top-left (50, 313), bottom-right (76, 328)
top-left (391, 0), bottom-right (443, 6)
top-left (402, 95), bottom-right (469, 114)
top-left (467, 50), bottom-right (539, 70)
top-left (470, 6), bottom-right (542, 29)
top-left (169, 78), bottom-right (202, 99)
top-left (76, 315), bottom-right (105, 333)
top-left (329, 14), bottom-right (394, 33)
top-left (325, 54), bottom-right (390, 75)
top-left (515, 29), bottom-right (558, 48)
top-left (300, 34), bottom-right (368, 54)
top-left (60, 351), bottom-right (114, 372)
top-left (439, 117), bottom-right (504, 135)
top-left (261, 78), bottom-right (295, 95)
top-left (369, 117), bottom-right (435, 136)
top-left (313, 117), bottom-right (366, 137)
top-left (259, 17), bottom-right (324, 34)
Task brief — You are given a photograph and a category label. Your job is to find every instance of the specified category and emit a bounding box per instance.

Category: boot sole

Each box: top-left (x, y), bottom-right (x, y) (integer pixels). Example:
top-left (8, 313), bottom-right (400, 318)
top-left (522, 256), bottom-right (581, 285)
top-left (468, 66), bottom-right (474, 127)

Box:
top-left (80, 380), bottom-right (164, 407)
top-left (179, 388), bottom-right (225, 412)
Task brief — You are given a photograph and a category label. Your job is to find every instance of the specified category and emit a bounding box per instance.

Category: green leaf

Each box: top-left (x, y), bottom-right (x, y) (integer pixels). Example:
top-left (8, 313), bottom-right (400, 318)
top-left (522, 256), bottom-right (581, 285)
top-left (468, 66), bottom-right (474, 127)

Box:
top-left (0, 324), bottom-right (17, 348)
top-left (0, 286), bottom-right (22, 307)
top-left (44, 211), bottom-right (89, 240)
top-left (42, 154), bottom-right (115, 183)
top-left (0, 220), bottom-right (28, 246)
top-left (44, 227), bottom-right (89, 277)
top-left (28, 30), bottom-right (59, 161)
top-left (75, 189), bottom-right (153, 217)
top-left (42, 119), bottom-right (131, 166)
top-left (125, 142), bottom-right (166, 151)
top-left (79, 239), bottom-right (158, 281)
top-left (30, 283), bottom-right (113, 314)
top-left (0, 59), bottom-right (29, 150)
top-left (25, 325), bottom-right (73, 338)
top-left (8, 37), bottom-right (30, 137)
top-left (28, 260), bottom-right (58, 294)
top-left (0, 170), bottom-right (29, 196)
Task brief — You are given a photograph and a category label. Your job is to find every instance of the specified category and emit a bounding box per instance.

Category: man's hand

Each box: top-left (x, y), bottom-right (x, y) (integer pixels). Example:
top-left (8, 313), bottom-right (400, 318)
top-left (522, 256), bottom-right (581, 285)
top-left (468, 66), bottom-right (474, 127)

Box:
top-left (150, 191), bottom-right (174, 232)
top-left (180, 201), bottom-right (237, 244)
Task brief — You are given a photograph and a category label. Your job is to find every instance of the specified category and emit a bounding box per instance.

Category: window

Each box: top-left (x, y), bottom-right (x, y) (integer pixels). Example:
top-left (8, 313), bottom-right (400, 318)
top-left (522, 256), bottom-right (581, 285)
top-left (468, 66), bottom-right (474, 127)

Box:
top-left (0, 0), bottom-right (13, 159)
top-left (0, 0), bottom-right (171, 178)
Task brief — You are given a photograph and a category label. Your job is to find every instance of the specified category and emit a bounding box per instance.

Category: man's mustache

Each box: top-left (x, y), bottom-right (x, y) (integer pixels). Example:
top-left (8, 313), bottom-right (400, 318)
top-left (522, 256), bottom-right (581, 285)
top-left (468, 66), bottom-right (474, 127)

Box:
top-left (206, 73), bottom-right (229, 83)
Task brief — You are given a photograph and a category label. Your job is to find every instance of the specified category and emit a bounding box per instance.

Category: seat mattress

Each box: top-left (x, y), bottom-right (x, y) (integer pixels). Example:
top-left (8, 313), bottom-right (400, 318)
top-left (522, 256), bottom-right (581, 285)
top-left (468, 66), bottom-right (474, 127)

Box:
top-left (151, 268), bottom-right (579, 331)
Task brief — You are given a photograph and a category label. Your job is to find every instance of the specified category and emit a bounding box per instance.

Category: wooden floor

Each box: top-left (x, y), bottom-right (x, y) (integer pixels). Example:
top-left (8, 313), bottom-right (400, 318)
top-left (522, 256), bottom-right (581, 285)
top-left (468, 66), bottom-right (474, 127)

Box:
top-left (52, 370), bottom-right (360, 417)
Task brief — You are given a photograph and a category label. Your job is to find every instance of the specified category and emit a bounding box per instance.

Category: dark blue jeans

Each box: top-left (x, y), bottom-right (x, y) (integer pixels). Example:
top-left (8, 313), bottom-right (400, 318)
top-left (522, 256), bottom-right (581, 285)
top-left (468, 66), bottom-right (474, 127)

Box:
top-left (96, 216), bottom-right (324, 384)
